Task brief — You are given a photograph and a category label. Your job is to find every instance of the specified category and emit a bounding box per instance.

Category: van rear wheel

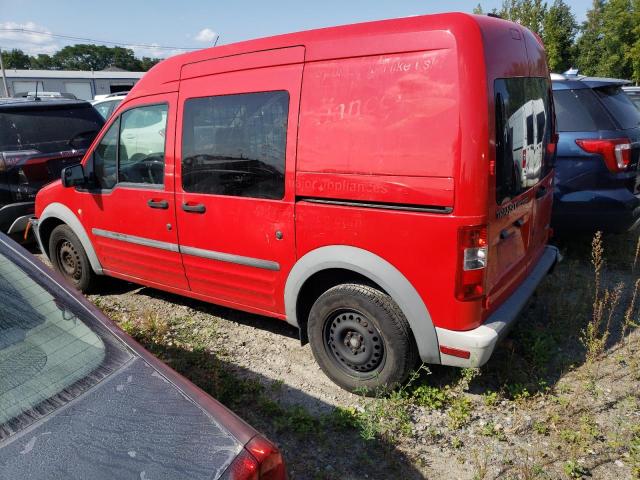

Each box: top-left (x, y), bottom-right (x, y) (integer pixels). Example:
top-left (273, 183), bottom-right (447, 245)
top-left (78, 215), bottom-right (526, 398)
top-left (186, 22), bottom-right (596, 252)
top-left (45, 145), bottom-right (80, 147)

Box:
top-left (307, 283), bottom-right (418, 394)
top-left (49, 224), bottom-right (96, 292)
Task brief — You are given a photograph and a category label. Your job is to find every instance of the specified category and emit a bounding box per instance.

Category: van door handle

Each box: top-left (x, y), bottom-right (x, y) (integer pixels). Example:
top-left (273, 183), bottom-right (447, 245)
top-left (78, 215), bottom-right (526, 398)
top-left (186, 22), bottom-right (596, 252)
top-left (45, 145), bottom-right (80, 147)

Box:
top-left (147, 199), bottom-right (168, 209)
top-left (536, 186), bottom-right (548, 199)
top-left (182, 202), bottom-right (206, 214)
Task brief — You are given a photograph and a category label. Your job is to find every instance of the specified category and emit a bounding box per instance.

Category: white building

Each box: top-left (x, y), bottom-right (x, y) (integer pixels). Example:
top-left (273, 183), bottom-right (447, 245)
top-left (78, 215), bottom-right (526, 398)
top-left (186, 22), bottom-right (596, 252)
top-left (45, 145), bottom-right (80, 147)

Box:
top-left (1, 68), bottom-right (145, 100)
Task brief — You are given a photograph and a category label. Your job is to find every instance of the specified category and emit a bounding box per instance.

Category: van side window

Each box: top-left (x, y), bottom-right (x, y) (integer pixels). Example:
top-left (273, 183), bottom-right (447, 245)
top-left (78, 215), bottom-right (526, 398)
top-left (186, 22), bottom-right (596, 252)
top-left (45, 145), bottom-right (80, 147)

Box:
top-left (181, 91), bottom-right (289, 200)
top-left (92, 118), bottom-right (119, 190)
top-left (495, 78), bottom-right (553, 204)
top-left (118, 104), bottom-right (167, 185)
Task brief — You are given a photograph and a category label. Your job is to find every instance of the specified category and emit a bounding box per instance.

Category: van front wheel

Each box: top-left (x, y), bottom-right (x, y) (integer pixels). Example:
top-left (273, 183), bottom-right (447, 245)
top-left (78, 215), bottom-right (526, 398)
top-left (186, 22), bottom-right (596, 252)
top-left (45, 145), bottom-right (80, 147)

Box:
top-left (49, 224), bottom-right (96, 292)
top-left (307, 283), bottom-right (418, 394)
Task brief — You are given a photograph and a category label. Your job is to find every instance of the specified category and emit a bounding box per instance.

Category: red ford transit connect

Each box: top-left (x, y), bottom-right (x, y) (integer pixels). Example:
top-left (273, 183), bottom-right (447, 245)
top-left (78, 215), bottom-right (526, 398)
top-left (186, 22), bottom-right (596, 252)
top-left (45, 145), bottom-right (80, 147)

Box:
top-left (33, 13), bottom-right (559, 392)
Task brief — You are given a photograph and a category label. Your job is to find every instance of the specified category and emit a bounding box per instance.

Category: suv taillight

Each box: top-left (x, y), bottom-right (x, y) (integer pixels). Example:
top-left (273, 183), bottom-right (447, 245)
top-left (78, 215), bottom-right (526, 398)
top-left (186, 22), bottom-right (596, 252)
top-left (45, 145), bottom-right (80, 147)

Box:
top-left (455, 225), bottom-right (488, 301)
top-left (221, 436), bottom-right (287, 480)
top-left (575, 138), bottom-right (632, 173)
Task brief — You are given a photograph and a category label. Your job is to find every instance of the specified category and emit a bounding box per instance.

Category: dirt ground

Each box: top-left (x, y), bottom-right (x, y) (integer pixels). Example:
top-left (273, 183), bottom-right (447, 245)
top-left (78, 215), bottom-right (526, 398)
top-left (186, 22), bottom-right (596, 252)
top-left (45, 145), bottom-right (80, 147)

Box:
top-left (37, 230), bottom-right (640, 479)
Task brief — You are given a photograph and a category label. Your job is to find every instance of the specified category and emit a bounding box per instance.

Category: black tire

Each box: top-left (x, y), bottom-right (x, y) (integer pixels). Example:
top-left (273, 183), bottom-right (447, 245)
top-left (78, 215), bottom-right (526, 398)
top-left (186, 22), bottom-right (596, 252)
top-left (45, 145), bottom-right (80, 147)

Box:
top-left (307, 283), bottom-right (418, 394)
top-left (49, 224), bottom-right (96, 292)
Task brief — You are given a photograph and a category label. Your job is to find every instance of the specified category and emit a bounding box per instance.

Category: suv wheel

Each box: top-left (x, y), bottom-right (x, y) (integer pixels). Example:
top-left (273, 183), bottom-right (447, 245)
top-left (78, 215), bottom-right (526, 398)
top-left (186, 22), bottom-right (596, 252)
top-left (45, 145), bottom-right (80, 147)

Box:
top-left (307, 283), bottom-right (418, 394)
top-left (49, 224), bottom-right (95, 292)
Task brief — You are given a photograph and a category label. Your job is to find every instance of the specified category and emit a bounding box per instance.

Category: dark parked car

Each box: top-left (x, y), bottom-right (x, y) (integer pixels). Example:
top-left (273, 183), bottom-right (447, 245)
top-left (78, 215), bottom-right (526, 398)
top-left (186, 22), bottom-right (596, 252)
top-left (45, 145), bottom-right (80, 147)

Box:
top-left (551, 73), bottom-right (640, 232)
top-left (0, 233), bottom-right (286, 479)
top-left (0, 98), bottom-right (104, 237)
top-left (623, 86), bottom-right (640, 110)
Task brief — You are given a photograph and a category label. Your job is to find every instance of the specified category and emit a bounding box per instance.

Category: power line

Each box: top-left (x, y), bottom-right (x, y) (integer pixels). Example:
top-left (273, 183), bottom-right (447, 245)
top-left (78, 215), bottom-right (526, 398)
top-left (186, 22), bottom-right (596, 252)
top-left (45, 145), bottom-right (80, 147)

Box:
top-left (0, 28), bottom-right (200, 51)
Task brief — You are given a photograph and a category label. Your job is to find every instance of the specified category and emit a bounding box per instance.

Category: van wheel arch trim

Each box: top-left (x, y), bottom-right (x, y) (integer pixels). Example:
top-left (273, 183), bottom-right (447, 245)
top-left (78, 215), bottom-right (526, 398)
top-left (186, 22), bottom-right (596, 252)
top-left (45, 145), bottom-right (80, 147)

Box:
top-left (38, 203), bottom-right (103, 275)
top-left (284, 245), bottom-right (441, 364)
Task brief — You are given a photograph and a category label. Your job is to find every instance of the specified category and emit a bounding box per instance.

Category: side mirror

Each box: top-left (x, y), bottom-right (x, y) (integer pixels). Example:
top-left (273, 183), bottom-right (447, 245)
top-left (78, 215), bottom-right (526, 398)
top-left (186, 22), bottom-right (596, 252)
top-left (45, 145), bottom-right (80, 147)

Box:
top-left (61, 163), bottom-right (86, 188)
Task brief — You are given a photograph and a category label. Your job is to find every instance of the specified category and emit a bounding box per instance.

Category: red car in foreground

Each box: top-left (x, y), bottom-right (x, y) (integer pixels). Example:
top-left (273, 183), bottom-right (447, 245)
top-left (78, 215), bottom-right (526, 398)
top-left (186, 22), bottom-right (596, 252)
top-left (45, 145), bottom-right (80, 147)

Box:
top-left (33, 12), bottom-right (558, 392)
top-left (0, 232), bottom-right (286, 479)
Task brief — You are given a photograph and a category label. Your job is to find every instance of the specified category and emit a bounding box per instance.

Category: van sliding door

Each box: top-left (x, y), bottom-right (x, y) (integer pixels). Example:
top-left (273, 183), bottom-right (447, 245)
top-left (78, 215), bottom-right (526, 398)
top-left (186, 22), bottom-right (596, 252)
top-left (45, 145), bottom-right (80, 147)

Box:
top-left (175, 47), bottom-right (304, 316)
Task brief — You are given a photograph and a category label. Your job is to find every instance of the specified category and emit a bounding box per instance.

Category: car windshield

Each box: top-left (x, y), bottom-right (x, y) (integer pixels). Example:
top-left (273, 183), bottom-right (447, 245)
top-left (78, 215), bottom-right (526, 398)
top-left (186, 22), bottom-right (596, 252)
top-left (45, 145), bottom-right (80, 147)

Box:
top-left (0, 239), bottom-right (131, 440)
top-left (0, 104), bottom-right (104, 154)
top-left (593, 85), bottom-right (640, 130)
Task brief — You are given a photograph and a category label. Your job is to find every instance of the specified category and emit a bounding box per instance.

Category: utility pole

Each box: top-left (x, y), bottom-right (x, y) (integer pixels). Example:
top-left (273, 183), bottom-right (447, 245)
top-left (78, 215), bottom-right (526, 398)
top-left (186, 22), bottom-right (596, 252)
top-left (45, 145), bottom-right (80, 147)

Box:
top-left (0, 46), bottom-right (8, 97)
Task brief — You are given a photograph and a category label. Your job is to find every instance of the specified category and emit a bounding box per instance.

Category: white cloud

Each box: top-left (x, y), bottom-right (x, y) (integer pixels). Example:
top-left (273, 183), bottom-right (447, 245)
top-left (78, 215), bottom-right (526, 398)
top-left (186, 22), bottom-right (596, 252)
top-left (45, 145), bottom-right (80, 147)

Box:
top-left (194, 28), bottom-right (218, 44)
top-left (0, 21), bottom-right (59, 55)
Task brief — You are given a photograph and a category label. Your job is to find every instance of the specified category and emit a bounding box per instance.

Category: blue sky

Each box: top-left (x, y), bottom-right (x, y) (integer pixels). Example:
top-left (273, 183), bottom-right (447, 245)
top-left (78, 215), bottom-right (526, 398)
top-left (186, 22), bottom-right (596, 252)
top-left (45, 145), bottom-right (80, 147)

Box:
top-left (0, 0), bottom-right (594, 59)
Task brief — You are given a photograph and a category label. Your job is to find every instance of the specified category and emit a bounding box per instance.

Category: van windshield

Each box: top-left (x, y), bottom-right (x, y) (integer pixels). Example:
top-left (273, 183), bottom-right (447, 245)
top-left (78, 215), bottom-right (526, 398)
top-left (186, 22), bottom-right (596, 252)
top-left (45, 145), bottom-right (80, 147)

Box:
top-left (495, 78), bottom-right (553, 204)
top-left (0, 240), bottom-right (131, 440)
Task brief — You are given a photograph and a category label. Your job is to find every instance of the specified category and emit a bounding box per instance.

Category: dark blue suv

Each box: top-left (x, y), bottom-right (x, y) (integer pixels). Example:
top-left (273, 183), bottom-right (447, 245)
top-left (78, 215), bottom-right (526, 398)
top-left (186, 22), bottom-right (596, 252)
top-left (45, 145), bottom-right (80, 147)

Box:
top-left (551, 74), bottom-right (640, 232)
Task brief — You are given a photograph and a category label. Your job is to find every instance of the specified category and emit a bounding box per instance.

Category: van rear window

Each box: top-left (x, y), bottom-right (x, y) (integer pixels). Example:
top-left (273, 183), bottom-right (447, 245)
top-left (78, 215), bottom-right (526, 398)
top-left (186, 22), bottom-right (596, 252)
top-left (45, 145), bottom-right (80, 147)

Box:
top-left (495, 78), bottom-right (553, 204)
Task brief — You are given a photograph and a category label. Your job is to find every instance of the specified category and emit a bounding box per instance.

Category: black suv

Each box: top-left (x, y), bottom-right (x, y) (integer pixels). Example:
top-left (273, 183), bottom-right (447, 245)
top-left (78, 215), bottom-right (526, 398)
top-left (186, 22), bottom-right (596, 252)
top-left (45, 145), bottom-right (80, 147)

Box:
top-left (0, 98), bottom-right (104, 236)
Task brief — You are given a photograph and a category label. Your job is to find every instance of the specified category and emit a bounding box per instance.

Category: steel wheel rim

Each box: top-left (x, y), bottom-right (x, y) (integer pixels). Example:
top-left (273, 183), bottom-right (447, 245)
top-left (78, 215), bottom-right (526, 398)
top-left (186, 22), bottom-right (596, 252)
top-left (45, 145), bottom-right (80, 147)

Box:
top-left (57, 240), bottom-right (82, 281)
top-left (323, 308), bottom-right (386, 377)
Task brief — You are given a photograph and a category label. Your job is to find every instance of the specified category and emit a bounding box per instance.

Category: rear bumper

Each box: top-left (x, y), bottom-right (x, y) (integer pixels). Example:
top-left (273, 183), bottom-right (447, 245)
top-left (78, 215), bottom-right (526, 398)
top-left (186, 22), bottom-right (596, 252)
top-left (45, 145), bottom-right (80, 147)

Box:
top-left (0, 202), bottom-right (35, 233)
top-left (552, 189), bottom-right (640, 233)
top-left (435, 245), bottom-right (559, 368)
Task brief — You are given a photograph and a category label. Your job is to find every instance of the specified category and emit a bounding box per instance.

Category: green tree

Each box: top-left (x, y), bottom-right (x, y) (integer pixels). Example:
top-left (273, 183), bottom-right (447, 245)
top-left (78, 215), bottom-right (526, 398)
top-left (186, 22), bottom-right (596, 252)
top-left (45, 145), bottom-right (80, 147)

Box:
top-left (498, 0), bottom-right (548, 35)
top-left (598, 0), bottom-right (634, 79)
top-left (543, 0), bottom-right (578, 72)
top-left (575, 0), bottom-right (606, 76)
top-left (30, 54), bottom-right (58, 70)
top-left (630, 0), bottom-right (640, 82)
top-left (576, 0), bottom-right (634, 78)
top-left (473, 3), bottom-right (484, 14)
top-left (139, 56), bottom-right (161, 71)
top-left (0, 48), bottom-right (31, 69)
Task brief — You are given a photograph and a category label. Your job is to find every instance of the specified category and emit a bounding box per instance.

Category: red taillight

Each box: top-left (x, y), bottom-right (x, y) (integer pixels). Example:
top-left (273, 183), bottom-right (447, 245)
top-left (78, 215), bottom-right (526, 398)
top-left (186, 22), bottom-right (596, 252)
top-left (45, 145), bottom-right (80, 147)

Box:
top-left (455, 225), bottom-right (488, 301)
top-left (221, 436), bottom-right (287, 480)
top-left (546, 133), bottom-right (559, 157)
top-left (575, 138), bottom-right (632, 173)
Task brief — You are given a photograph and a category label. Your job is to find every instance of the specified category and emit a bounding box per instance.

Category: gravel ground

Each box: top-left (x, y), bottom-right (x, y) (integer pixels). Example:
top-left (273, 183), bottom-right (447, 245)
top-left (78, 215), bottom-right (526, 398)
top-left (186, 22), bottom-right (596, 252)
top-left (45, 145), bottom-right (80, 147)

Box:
top-left (34, 231), bottom-right (640, 479)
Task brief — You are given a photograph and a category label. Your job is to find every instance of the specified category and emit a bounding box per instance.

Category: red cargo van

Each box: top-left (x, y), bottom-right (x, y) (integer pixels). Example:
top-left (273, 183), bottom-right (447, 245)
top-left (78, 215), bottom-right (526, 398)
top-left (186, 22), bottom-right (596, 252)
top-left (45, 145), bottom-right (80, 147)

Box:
top-left (33, 13), bottom-right (559, 392)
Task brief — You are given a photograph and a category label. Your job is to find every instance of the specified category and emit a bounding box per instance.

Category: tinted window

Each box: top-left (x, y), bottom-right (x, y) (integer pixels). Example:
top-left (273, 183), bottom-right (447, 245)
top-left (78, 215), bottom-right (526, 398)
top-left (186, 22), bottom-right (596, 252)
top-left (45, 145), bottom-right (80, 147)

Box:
top-left (626, 91), bottom-right (640, 109)
top-left (495, 78), bottom-right (553, 204)
top-left (0, 105), bottom-right (104, 153)
top-left (553, 89), bottom-right (615, 132)
top-left (92, 119), bottom-right (119, 189)
top-left (594, 86), bottom-right (640, 130)
top-left (0, 244), bottom-right (130, 439)
top-left (182, 91), bottom-right (288, 200)
top-left (536, 111), bottom-right (545, 144)
top-left (118, 104), bottom-right (167, 185)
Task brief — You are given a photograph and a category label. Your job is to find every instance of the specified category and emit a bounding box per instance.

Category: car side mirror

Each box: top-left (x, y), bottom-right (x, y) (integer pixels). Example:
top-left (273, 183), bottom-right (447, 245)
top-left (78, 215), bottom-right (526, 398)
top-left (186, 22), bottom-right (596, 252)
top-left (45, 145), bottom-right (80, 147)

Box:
top-left (61, 163), bottom-right (86, 188)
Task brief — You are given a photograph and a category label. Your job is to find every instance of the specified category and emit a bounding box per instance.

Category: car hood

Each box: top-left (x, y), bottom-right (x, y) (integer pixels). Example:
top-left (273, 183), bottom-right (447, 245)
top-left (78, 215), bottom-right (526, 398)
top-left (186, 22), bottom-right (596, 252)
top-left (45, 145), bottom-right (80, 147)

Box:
top-left (0, 357), bottom-right (242, 480)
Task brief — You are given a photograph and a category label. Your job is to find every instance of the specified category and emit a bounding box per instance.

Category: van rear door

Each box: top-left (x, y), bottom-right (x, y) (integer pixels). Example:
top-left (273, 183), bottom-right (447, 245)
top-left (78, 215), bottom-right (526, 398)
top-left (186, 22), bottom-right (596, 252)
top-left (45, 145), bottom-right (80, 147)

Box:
top-left (487, 77), bottom-right (554, 310)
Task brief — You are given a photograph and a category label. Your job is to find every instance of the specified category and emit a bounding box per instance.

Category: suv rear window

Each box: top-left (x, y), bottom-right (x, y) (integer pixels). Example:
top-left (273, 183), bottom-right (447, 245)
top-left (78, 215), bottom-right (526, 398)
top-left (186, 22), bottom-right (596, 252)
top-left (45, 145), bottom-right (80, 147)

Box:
top-left (495, 78), bottom-right (553, 204)
top-left (593, 86), bottom-right (640, 130)
top-left (553, 89), bottom-right (615, 132)
top-left (0, 104), bottom-right (104, 154)
top-left (0, 243), bottom-right (130, 439)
